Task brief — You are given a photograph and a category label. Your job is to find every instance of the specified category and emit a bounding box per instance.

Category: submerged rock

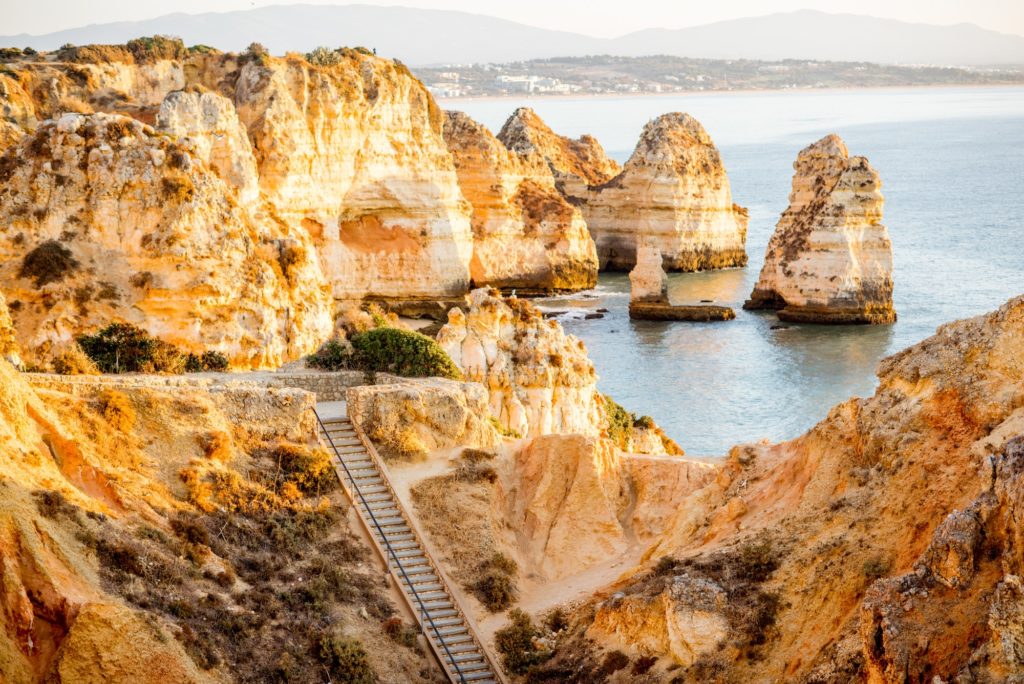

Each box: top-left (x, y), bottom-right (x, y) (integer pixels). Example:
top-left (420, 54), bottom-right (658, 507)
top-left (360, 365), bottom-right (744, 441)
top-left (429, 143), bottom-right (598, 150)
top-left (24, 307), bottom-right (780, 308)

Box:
top-left (744, 134), bottom-right (896, 324)
top-left (443, 110), bottom-right (598, 294)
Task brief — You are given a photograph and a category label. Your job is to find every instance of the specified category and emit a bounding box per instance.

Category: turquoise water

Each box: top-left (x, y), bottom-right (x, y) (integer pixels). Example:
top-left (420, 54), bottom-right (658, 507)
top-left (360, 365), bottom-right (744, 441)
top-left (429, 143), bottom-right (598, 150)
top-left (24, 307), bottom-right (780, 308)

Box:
top-left (445, 88), bottom-right (1024, 455)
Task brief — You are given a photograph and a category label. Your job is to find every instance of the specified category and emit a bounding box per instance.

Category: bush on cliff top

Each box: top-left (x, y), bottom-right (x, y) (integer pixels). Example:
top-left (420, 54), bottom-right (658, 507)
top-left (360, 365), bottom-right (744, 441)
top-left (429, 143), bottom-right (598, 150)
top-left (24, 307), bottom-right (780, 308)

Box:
top-left (351, 327), bottom-right (462, 380)
top-left (306, 46), bottom-right (343, 66)
top-left (307, 327), bottom-right (462, 380)
top-left (76, 323), bottom-right (228, 374)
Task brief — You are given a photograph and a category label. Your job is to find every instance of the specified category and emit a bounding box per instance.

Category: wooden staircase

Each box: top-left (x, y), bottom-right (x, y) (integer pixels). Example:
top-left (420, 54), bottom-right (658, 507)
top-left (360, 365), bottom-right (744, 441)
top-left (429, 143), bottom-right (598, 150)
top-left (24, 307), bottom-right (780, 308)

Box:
top-left (315, 409), bottom-right (502, 684)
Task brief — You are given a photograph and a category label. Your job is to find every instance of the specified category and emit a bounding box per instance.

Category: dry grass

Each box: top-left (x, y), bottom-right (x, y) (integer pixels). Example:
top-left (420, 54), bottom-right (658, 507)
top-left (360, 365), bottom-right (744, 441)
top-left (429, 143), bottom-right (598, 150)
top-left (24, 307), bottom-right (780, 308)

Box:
top-left (51, 343), bottom-right (100, 375)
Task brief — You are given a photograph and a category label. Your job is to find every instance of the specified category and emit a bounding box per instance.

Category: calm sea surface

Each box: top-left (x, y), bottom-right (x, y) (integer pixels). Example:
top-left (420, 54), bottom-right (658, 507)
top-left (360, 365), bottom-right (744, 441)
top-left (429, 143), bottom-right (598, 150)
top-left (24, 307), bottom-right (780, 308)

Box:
top-left (443, 87), bottom-right (1024, 455)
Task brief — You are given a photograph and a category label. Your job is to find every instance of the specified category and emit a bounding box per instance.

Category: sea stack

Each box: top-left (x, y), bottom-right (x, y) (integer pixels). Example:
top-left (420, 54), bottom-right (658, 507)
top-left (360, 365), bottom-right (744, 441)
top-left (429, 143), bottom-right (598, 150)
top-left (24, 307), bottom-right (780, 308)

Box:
top-left (629, 245), bottom-right (669, 304)
top-left (583, 113), bottom-right (748, 271)
top-left (443, 111), bottom-right (598, 294)
top-left (628, 245), bottom-right (735, 321)
top-left (744, 134), bottom-right (896, 324)
top-left (497, 107), bottom-right (621, 199)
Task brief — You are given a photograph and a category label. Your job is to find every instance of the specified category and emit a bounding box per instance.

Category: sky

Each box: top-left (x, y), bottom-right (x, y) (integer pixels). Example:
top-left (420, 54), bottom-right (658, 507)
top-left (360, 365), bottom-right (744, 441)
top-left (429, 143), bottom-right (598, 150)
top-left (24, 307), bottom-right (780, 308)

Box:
top-left (5, 0), bottom-right (1024, 38)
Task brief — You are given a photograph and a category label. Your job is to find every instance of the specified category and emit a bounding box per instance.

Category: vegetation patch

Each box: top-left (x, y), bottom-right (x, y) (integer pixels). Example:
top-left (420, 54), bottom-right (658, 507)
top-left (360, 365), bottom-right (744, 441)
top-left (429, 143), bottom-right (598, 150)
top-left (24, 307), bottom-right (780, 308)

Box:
top-left (51, 343), bottom-right (100, 375)
top-left (73, 440), bottom-right (397, 682)
top-left (307, 327), bottom-right (462, 380)
top-left (496, 609), bottom-right (551, 675)
top-left (19, 240), bottom-right (79, 287)
top-left (76, 323), bottom-right (227, 374)
top-left (350, 327), bottom-right (462, 379)
top-left (472, 552), bottom-right (518, 612)
top-left (602, 394), bottom-right (634, 450)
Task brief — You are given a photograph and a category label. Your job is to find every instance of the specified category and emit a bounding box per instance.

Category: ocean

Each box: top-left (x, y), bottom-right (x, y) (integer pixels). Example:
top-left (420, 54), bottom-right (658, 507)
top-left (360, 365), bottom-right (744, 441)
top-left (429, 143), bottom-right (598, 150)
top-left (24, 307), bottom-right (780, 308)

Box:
top-left (443, 87), bottom-right (1024, 455)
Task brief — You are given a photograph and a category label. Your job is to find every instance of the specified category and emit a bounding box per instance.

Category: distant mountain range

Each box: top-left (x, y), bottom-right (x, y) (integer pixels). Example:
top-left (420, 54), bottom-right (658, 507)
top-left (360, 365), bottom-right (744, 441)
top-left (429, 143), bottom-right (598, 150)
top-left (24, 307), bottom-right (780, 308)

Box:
top-left (2, 5), bottom-right (1024, 67)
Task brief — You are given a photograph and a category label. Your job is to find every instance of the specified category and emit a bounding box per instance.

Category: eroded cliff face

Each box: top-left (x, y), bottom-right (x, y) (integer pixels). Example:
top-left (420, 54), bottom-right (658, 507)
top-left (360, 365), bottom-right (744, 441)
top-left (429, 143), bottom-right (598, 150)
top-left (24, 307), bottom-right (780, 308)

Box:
top-left (443, 110), bottom-right (598, 294)
top-left (190, 50), bottom-right (474, 301)
top-left (155, 85), bottom-right (260, 204)
top-left (436, 288), bottom-right (604, 439)
top-left (745, 134), bottom-right (896, 324)
top-left (0, 290), bottom-right (21, 366)
top-left (0, 113), bottom-right (332, 368)
top-left (582, 113), bottom-right (749, 271)
top-left (533, 294), bottom-right (1024, 683)
top-left (0, 46), bottom-right (481, 365)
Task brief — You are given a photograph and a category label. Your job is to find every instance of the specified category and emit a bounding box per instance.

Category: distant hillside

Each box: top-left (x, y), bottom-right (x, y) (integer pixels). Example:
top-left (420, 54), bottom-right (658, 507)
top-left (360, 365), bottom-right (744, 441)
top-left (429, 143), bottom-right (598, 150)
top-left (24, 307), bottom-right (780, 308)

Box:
top-left (2, 5), bottom-right (1024, 67)
top-left (417, 55), bottom-right (1024, 98)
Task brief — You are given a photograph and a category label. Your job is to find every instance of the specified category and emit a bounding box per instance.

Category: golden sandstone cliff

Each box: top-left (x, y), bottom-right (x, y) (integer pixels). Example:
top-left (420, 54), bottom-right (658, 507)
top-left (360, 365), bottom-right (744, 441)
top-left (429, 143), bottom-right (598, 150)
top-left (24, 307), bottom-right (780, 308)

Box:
top-left (443, 110), bottom-right (598, 294)
top-left (745, 134), bottom-right (896, 324)
top-left (499, 109), bottom-right (748, 272)
top-left (524, 294), bottom-right (1024, 683)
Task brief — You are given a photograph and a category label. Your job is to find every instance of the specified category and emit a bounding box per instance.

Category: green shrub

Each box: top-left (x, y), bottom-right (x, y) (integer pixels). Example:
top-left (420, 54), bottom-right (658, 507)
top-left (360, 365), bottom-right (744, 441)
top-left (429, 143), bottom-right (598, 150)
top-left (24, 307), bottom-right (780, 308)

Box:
top-left (602, 394), bottom-right (634, 449)
top-left (184, 350), bottom-right (229, 373)
top-left (126, 35), bottom-right (186, 63)
top-left (736, 534), bottom-right (778, 582)
top-left (51, 343), bottom-right (100, 375)
top-left (862, 556), bottom-right (890, 581)
top-left (475, 572), bottom-right (515, 612)
top-left (268, 443), bottom-right (338, 497)
top-left (633, 415), bottom-right (655, 430)
top-left (306, 46), bottom-right (342, 66)
top-left (77, 323), bottom-right (183, 373)
top-left (489, 416), bottom-right (522, 439)
top-left (473, 553), bottom-right (518, 612)
top-left (350, 327), bottom-right (462, 380)
top-left (495, 609), bottom-right (549, 675)
top-left (542, 607), bottom-right (569, 633)
top-left (317, 635), bottom-right (376, 683)
top-left (19, 240), bottom-right (79, 286)
top-left (599, 650), bottom-right (630, 676)
top-left (306, 338), bottom-right (350, 371)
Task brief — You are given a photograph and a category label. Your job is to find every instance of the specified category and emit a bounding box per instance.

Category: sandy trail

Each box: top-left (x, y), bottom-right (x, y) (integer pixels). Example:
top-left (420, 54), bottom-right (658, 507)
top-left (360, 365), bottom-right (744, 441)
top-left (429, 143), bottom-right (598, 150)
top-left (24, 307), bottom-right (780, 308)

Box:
top-left (388, 447), bottom-right (652, 643)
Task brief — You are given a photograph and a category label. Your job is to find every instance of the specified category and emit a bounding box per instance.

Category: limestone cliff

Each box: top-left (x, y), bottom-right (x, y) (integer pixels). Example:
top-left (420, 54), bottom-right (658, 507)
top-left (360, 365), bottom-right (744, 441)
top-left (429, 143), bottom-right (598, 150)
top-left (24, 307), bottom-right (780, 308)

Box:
top-left (155, 85), bottom-right (260, 204)
top-left (436, 288), bottom-right (604, 439)
top-left (443, 110), bottom-right (598, 294)
top-left (533, 294), bottom-right (1024, 682)
top-left (745, 134), bottom-right (896, 324)
top-left (0, 113), bottom-right (332, 368)
top-left (582, 113), bottom-right (749, 271)
top-left (190, 50), bottom-right (474, 301)
top-left (496, 107), bottom-right (621, 200)
top-left (0, 290), bottom-right (21, 366)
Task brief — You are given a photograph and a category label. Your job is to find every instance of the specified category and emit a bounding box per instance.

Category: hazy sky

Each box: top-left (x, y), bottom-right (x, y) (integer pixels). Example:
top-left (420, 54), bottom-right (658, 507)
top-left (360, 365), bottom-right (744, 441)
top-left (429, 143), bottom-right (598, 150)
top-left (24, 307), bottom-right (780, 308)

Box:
top-left (6, 0), bottom-right (1024, 37)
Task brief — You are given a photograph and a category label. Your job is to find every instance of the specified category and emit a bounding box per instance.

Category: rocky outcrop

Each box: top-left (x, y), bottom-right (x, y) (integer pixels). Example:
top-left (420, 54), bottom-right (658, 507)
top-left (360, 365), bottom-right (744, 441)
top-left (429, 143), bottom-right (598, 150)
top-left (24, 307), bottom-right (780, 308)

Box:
top-left (1, 47), bottom-right (479, 325)
top-left (628, 243), bottom-right (735, 321)
top-left (587, 574), bottom-right (729, 667)
top-left (533, 294), bottom-right (1024, 682)
top-left (0, 113), bottom-right (332, 367)
top-left (442, 110), bottom-right (598, 294)
top-left (155, 86), bottom-right (260, 204)
top-left (436, 288), bottom-right (603, 438)
top-left (0, 290), bottom-right (20, 367)
top-left (0, 364), bottom-right (435, 682)
top-left (497, 107), bottom-right (621, 199)
top-left (581, 113), bottom-right (749, 271)
top-left (744, 134), bottom-right (896, 324)
top-left (629, 245), bottom-right (669, 304)
top-left (346, 378), bottom-right (501, 460)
